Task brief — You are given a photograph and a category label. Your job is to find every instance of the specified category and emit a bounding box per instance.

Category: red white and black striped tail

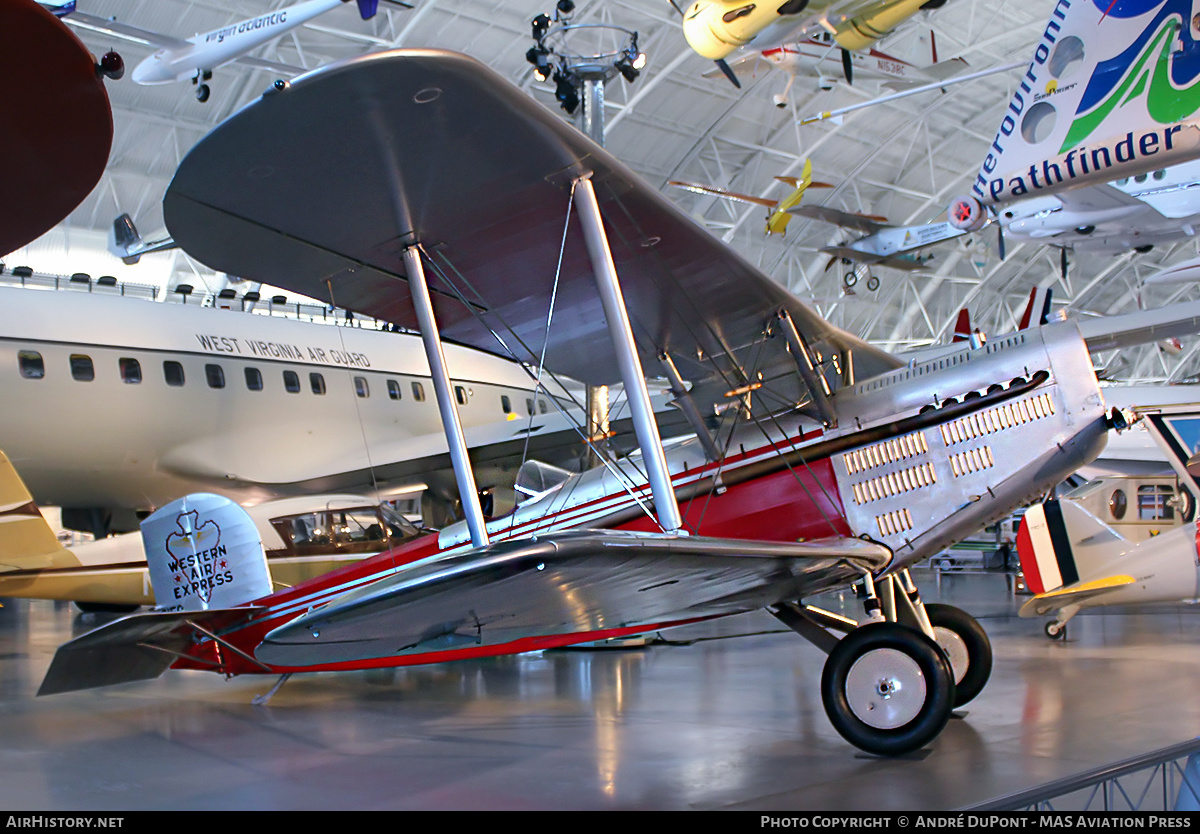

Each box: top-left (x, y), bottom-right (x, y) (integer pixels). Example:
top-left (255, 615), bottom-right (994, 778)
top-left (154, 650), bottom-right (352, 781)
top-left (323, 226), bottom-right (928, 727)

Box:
top-left (952, 308), bottom-right (972, 343)
top-left (1017, 499), bottom-right (1127, 595)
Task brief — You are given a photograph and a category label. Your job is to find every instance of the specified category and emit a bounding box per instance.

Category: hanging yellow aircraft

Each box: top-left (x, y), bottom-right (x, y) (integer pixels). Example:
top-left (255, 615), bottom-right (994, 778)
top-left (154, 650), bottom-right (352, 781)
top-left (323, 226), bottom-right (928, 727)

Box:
top-left (669, 159), bottom-right (837, 235)
top-left (681, 0), bottom-right (950, 77)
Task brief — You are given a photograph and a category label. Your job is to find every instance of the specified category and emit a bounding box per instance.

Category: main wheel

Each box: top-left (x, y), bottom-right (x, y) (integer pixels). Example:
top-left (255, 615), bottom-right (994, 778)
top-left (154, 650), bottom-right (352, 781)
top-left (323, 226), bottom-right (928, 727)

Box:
top-left (821, 622), bottom-right (954, 756)
top-left (925, 603), bottom-right (992, 707)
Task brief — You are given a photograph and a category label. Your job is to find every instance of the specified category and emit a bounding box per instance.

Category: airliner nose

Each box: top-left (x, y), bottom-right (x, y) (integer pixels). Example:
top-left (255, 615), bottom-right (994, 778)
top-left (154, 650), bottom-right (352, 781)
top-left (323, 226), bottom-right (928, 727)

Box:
top-left (131, 53), bottom-right (169, 85)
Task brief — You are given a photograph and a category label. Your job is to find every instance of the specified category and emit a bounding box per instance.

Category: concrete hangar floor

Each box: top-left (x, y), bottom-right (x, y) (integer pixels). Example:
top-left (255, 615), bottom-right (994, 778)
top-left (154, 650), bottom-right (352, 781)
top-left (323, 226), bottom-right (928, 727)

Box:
top-left (1, 568), bottom-right (1197, 811)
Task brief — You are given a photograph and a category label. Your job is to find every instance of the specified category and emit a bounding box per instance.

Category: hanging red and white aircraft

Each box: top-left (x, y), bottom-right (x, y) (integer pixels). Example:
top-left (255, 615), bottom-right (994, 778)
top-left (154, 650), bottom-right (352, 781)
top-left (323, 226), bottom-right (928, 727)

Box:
top-left (36, 0), bottom-right (1200, 757)
top-left (705, 30), bottom-right (965, 106)
top-left (53, 0), bottom-right (407, 103)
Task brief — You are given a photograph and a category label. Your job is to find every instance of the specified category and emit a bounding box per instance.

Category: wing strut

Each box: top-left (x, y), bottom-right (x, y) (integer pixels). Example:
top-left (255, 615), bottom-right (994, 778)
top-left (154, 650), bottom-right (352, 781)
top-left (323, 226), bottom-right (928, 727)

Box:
top-left (402, 245), bottom-right (490, 548)
top-left (575, 175), bottom-right (683, 534)
top-left (777, 309), bottom-right (837, 428)
top-left (659, 351), bottom-right (721, 462)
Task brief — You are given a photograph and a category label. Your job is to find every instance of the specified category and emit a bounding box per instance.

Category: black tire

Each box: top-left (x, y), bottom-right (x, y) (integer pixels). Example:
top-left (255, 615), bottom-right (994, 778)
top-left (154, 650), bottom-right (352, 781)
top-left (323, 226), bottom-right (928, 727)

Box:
top-left (925, 603), bottom-right (992, 707)
top-left (1045, 620), bottom-right (1067, 641)
top-left (821, 622), bottom-right (954, 756)
top-left (196, 84), bottom-right (211, 103)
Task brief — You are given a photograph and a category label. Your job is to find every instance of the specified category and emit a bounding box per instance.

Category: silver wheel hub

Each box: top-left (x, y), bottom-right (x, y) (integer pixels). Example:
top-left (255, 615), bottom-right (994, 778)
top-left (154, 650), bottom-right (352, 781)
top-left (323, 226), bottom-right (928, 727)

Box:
top-left (934, 626), bottom-right (968, 685)
top-left (845, 647), bottom-right (927, 730)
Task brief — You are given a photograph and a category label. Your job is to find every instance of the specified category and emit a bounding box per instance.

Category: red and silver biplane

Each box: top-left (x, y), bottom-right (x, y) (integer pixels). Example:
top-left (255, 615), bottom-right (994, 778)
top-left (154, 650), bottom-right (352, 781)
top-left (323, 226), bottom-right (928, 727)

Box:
top-left (37, 4), bottom-right (1200, 755)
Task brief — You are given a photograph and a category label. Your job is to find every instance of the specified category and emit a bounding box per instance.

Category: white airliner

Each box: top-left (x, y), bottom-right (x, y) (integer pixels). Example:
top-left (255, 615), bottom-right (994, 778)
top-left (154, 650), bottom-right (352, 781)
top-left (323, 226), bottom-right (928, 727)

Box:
top-left (0, 280), bottom-right (582, 535)
top-left (55, 0), bottom-right (403, 103)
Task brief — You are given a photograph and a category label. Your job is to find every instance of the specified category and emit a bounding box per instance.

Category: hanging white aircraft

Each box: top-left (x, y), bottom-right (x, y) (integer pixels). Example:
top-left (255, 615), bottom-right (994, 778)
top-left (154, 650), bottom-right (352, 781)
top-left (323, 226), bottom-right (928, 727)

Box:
top-left (706, 30), bottom-right (965, 106)
top-left (0, 280), bottom-right (583, 536)
top-left (57, 0), bottom-right (407, 102)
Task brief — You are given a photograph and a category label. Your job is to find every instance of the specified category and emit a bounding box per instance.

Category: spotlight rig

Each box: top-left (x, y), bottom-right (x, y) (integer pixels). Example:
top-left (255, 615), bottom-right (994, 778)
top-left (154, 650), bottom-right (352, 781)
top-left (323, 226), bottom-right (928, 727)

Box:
top-left (524, 1), bottom-right (647, 119)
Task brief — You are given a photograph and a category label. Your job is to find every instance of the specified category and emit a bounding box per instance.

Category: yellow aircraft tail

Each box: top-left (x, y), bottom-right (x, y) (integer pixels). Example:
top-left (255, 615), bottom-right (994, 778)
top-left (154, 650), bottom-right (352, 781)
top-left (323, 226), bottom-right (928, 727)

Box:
top-left (0, 450), bottom-right (68, 572)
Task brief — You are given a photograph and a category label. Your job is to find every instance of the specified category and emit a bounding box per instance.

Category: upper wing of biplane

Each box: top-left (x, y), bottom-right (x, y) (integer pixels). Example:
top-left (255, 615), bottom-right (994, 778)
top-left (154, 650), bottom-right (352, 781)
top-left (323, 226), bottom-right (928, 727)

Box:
top-left (162, 49), bottom-right (901, 419)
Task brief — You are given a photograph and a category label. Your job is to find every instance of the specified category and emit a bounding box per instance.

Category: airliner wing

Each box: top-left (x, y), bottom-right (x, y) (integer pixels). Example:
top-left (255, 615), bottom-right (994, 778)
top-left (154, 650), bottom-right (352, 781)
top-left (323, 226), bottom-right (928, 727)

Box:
top-left (1055, 184), bottom-right (1147, 214)
top-left (163, 49), bottom-right (900, 419)
top-left (63, 11), bottom-right (193, 51)
top-left (255, 530), bottom-right (892, 668)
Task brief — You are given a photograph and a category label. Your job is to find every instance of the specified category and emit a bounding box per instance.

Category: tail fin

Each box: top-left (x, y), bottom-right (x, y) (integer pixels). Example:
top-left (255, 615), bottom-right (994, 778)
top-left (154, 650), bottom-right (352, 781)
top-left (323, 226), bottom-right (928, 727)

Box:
top-left (952, 308), bottom-right (972, 342)
top-left (0, 451), bottom-right (67, 572)
top-left (355, 0), bottom-right (379, 19)
top-left (1017, 498), bottom-right (1129, 595)
top-left (1018, 286), bottom-right (1053, 330)
top-left (142, 494), bottom-right (272, 612)
top-left (107, 213), bottom-right (143, 265)
top-left (969, 0), bottom-right (1200, 208)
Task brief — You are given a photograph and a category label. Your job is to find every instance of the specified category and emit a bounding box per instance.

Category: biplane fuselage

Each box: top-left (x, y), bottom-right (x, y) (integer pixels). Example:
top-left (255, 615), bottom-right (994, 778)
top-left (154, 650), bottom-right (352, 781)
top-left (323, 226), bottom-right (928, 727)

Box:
top-left (155, 317), bottom-right (1105, 677)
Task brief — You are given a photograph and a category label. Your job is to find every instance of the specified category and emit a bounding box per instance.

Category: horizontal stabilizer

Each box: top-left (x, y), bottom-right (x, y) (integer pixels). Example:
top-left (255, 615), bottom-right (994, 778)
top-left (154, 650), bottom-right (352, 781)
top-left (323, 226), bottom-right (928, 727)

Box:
top-left (257, 529), bottom-right (892, 668)
top-left (1019, 575), bottom-right (1135, 618)
top-left (0, 450), bottom-right (68, 572)
top-left (1078, 299), bottom-right (1200, 353)
top-left (38, 607), bottom-right (261, 696)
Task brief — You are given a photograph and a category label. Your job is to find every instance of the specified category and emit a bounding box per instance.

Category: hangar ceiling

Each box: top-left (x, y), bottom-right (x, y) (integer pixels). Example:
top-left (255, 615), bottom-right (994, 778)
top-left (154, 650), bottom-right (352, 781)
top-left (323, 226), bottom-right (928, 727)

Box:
top-left (37, 0), bottom-right (1200, 384)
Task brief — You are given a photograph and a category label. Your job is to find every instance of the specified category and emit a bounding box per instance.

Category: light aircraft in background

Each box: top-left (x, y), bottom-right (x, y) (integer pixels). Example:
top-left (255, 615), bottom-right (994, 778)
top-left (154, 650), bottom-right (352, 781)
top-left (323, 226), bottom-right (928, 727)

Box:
top-left (0, 447), bottom-right (425, 610)
top-left (39, 0), bottom-right (1200, 757)
top-left (706, 29), bottom-right (965, 106)
top-left (679, 0), bottom-right (951, 88)
top-left (668, 171), bottom-right (965, 285)
top-left (1017, 402), bottom-right (1200, 640)
top-left (57, 0), bottom-right (409, 102)
top-left (669, 159), bottom-right (833, 235)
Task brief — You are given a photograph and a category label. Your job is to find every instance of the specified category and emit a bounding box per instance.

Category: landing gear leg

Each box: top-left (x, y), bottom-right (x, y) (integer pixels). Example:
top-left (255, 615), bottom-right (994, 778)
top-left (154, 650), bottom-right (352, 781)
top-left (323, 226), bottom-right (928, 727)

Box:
top-left (890, 570), bottom-right (993, 707)
top-left (1044, 604), bottom-right (1078, 641)
top-left (193, 70), bottom-right (213, 103)
top-left (252, 672), bottom-right (292, 706)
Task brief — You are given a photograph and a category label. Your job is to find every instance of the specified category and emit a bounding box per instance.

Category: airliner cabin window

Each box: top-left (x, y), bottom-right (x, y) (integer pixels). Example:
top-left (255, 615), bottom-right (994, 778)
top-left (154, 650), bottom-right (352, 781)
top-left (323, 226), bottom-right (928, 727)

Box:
top-left (539, 399), bottom-right (548, 414)
top-left (526, 398), bottom-right (535, 416)
top-left (355, 377), bottom-right (369, 398)
top-left (70, 355), bottom-right (94, 382)
top-left (455, 385), bottom-right (467, 405)
top-left (245, 367), bottom-right (263, 391)
top-left (206, 364), bottom-right (225, 389)
top-left (387, 379), bottom-right (402, 400)
top-left (411, 381), bottom-right (425, 401)
top-left (310, 372), bottom-right (326, 395)
top-left (283, 370), bottom-right (300, 393)
top-left (163, 361), bottom-right (185, 387)
top-left (17, 351), bottom-right (43, 379)
top-left (501, 395), bottom-right (512, 414)
top-left (120, 357), bottom-right (142, 384)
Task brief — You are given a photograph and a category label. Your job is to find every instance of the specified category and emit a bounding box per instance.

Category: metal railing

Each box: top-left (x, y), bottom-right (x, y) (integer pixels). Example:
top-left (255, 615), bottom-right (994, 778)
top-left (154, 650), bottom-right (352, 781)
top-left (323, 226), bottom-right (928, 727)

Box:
top-left (962, 738), bottom-right (1200, 812)
top-left (0, 267), bottom-right (397, 330)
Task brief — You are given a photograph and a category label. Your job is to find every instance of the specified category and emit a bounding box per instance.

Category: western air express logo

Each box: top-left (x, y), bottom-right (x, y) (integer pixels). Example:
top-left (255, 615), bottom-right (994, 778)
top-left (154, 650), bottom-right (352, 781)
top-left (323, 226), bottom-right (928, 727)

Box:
top-left (973, 0), bottom-right (1200, 204)
top-left (164, 510), bottom-right (232, 605)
